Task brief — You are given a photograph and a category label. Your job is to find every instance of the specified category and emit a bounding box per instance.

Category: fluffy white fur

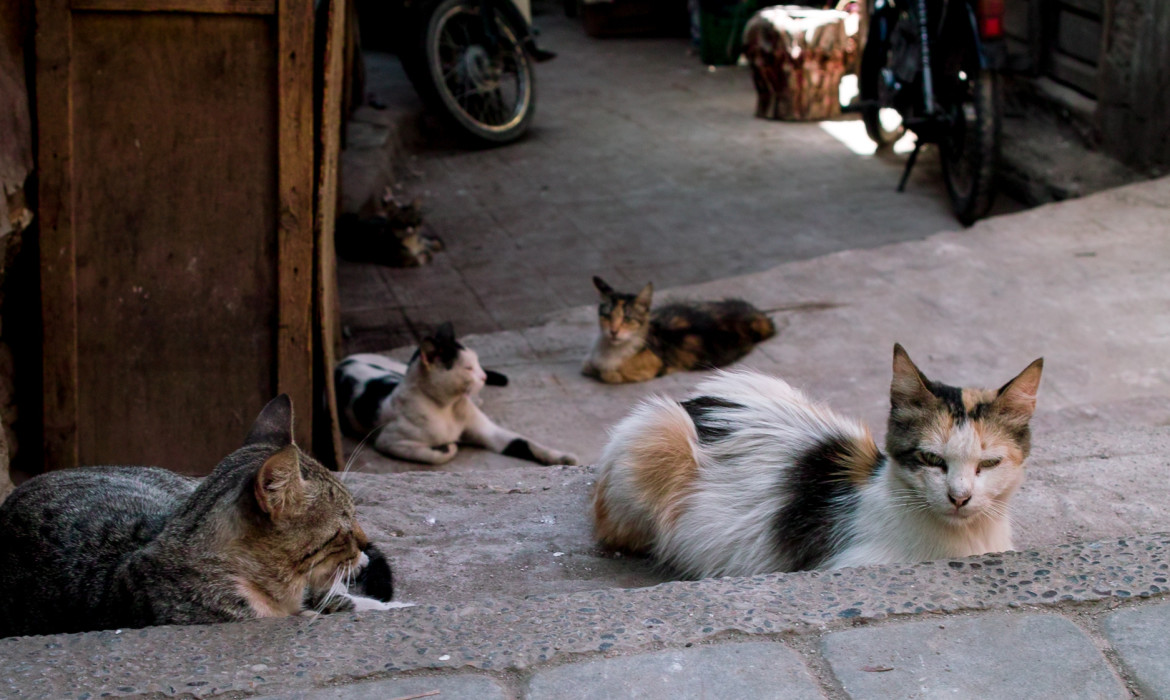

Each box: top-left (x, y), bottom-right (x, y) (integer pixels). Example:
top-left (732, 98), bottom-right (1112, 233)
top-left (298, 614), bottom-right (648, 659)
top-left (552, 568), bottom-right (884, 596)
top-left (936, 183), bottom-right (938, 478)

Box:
top-left (595, 370), bottom-right (1027, 579)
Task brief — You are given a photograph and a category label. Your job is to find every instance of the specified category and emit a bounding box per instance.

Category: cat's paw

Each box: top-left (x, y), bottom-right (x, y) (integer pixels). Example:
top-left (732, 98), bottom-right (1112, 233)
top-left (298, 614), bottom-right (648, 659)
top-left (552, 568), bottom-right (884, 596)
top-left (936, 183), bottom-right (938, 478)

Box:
top-left (548, 452), bottom-right (579, 466)
top-left (348, 595), bottom-right (415, 612)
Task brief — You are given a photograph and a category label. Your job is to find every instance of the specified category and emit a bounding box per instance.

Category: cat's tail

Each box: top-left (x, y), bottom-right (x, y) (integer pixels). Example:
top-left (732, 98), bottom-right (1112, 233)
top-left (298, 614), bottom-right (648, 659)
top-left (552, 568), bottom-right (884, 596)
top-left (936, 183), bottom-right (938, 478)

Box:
top-left (592, 396), bottom-right (702, 554)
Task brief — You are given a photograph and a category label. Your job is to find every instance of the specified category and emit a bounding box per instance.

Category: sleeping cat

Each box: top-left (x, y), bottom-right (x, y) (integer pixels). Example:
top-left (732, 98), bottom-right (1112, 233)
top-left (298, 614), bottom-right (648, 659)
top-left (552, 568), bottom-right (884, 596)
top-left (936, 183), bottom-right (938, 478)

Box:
top-left (591, 345), bottom-right (1043, 579)
top-left (336, 188), bottom-right (444, 267)
top-left (336, 322), bottom-right (579, 466)
top-left (0, 395), bottom-right (398, 637)
top-left (582, 276), bottom-right (776, 384)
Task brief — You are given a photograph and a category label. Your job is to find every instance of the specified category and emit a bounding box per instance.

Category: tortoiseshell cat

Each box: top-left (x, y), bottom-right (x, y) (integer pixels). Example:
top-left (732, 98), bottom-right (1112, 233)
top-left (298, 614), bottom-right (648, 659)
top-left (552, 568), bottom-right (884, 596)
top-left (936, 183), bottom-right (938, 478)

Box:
top-left (0, 396), bottom-right (398, 637)
top-left (582, 276), bottom-right (776, 384)
top-left (592, 345), bottom-right (1043, 578)
top-left (336, 188), bottom-right (444, 267)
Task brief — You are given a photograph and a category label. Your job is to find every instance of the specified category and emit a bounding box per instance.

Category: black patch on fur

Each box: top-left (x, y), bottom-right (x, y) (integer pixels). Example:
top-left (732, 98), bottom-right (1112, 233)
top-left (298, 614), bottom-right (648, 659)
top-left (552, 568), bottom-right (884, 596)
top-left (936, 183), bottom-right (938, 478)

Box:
top-left (422, 322), bottom-right (463, 369)
top-left (485, 369), bottom-right (508, 387)
top-left (650, 299), bottom-right (772, 370)
top-left (926, 381), bottom-right (967, 421)
top-left (772, 435), bottom-right (872, 571)
top-left (352, 376), bottom-right (399, 432)
top-left (354, 544), bottom-right (394, 602)
top-left (681, 396), bottom-right (744, 444)
top-left (503, 438), bottom-right (538, 463)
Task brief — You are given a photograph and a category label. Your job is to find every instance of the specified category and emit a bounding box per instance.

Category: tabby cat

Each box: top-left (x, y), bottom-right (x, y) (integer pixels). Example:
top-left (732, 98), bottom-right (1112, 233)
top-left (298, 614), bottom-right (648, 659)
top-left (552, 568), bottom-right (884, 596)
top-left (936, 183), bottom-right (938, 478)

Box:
top-left (591, 345), bottom-right (1043, 579)
top-left (582, 276), bottom-right (776, 384)
top-left (0, 395), bottom-right (397, 637)
top-left (336, 322), bottom-right (579, 466)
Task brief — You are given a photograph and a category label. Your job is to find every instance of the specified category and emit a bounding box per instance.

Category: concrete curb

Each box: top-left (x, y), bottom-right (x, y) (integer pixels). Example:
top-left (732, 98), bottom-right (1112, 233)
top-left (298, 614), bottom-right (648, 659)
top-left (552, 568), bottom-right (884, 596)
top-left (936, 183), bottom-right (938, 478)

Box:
top-left (3, 533), bottom-right (1167, 698)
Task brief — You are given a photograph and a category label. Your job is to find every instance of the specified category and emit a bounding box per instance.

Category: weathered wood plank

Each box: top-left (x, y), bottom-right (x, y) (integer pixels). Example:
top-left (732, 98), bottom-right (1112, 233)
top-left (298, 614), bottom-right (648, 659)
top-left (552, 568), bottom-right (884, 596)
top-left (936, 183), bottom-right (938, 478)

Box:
top-left (277, 0), bottom-right (316, 450)
top-left (314, 0), bottom-right (346, 469)
top-left (70, 12), bottom-right (279, 473)
top-left (37, 0), bottom-right (80, 470)
top-left (70, 0), bottom-right (275, 14)
top-left (1049, 51), bottom-right (1099, 98)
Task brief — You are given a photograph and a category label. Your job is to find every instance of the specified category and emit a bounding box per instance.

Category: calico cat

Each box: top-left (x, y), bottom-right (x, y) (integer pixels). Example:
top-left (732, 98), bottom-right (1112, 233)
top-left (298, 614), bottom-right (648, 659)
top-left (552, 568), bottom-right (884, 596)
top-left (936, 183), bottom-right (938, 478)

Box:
top-left (336, 188), bottom-right (444, 267)
top-left (0, 395), bottom-right (398, 638)
top-left (582, 276), bottom-right (776, 384)
top-left (591, 345), bottom-right (1043, 579)
top-left (336, 322), bottom-right (579, 466)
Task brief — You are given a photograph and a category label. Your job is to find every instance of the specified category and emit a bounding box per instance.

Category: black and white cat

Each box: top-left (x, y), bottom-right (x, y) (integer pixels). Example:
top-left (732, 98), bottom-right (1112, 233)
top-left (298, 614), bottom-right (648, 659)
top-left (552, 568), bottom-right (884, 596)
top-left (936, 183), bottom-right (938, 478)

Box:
top-left (336, 322), bottom-right (579, 466)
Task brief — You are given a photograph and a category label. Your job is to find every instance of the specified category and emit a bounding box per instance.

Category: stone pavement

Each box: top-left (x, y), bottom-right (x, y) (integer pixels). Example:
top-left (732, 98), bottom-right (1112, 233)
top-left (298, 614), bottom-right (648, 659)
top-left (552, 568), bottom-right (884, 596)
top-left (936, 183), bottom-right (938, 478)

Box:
top-left (338, 8), bottom-right (1030, 353)
top-left (3, 179), bottom-right (1169, 700)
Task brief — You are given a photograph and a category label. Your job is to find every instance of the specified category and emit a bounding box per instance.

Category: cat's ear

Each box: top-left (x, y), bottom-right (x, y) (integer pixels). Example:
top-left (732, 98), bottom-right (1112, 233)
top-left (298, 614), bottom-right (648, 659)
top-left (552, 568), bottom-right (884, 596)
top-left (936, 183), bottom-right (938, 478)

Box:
top-left (254, 445), bottom-right (304, 519)
top-left (593, 276), bottom-right (614, 298)
top-left (245, 394), bottom-right (294, 448)
top-left (418, 322), bottom-right (455, 369)
top-left (634, 282), bottom-right (654, 309)
top-left (992, 358), bottom-right (1044, 424)
top-left (890, 344), bottom-right (934, 408)
top-left (433, 321), bottom-right (456, 345)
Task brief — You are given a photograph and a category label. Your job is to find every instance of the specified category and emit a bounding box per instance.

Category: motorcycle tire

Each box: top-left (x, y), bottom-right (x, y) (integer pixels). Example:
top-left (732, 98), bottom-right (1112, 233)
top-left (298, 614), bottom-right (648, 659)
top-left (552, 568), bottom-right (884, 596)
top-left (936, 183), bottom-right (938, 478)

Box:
top-left (858, 13), bottom-right (906, 147)
top-left (403, 0), bottom-right (536, 146)
top-left (939, 67), bottom-right (999, 226)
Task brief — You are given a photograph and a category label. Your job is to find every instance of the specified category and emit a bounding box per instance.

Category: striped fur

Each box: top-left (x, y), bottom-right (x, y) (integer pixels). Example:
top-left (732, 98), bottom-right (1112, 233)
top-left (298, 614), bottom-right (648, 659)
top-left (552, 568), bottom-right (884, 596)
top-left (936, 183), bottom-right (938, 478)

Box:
top-left (592, 346), bottom-right (1043, 579)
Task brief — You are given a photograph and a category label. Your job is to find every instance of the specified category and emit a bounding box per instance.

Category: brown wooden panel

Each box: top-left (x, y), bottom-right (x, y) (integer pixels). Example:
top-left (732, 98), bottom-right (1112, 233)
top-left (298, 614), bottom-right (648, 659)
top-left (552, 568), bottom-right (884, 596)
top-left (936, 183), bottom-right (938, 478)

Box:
top-left (71, 0), bottom-right (274, 14)
top-left (37, 0), bottom-right (80, 470)
top-left (313, 0), bottom-right (346, 469)
top-left (70, 12), bottom-right (278, 473)
top-left (1056, 8), bottom-right (1102, 65)
top-left (278, 0), bottom-right (315, 451)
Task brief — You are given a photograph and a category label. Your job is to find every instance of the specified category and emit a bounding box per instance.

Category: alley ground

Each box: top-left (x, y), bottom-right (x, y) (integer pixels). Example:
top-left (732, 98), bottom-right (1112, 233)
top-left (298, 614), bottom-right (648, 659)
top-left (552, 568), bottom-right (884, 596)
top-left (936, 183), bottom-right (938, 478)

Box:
top-left (338, 6), bottom-right (1021, 351)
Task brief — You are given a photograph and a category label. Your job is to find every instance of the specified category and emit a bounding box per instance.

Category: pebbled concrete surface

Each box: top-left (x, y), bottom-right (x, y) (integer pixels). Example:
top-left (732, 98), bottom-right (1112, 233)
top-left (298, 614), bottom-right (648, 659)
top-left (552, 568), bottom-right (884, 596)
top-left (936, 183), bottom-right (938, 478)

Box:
top-left (1, 534), bottom-right (1168, 698)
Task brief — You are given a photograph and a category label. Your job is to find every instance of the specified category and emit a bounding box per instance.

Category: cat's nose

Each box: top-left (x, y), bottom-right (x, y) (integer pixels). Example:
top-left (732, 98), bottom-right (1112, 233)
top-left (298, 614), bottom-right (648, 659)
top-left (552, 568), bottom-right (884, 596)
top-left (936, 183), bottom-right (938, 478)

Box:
top-left (948, 492), bottom-right (971, 508)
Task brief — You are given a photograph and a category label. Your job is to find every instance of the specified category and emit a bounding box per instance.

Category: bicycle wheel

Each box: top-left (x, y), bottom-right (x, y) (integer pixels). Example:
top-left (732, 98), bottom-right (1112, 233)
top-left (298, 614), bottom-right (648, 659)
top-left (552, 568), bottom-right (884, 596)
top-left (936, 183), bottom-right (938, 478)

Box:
top-left (418, 0), bottom-right (536, 145)
top-left (938, 61), bottom-right (999, 225)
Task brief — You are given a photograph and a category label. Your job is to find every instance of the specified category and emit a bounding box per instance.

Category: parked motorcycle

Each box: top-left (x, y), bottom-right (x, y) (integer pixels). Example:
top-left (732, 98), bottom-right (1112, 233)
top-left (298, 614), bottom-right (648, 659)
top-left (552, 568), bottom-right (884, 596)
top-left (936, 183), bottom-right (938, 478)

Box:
top-left (858, 0), bottom-right (1005, 225)
top-left (392, 0), bottom-right (554, 145)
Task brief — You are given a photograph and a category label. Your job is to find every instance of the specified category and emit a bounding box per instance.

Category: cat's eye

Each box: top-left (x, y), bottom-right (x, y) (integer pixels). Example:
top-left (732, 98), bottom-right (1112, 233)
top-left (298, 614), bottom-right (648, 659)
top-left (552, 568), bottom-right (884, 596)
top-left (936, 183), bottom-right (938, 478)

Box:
top-left (916, 451), bottom-right (946, 469)
top-left (979, 458), bottom-right (1002, 470)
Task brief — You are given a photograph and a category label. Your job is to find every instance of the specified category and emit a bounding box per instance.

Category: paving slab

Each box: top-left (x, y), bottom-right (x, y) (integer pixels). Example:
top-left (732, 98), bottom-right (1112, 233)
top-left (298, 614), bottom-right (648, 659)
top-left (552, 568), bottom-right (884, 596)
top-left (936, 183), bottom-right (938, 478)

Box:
top-left (525, 642), bottom-right (826, 700)
top-left (823, 614), bottom-right (1127, 700)
top-left (1104, 602), bottom-right (1170, 700)
top-left (266, 673), bottom-right (508, 700)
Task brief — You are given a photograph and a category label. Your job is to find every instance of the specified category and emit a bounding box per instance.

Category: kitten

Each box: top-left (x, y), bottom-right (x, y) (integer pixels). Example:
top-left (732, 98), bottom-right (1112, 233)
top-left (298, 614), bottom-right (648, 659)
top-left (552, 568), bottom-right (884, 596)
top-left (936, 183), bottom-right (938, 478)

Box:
top-left (336, 322), bottom-right (579, 466)
top-left (336, 188), bottom-right (443, 267)
top-left (0, 395), bottom-right (398, 637)
top-left (591, 345), bottom-right (1043, 579)
top-left (582, 276), bottom-right (776, 384)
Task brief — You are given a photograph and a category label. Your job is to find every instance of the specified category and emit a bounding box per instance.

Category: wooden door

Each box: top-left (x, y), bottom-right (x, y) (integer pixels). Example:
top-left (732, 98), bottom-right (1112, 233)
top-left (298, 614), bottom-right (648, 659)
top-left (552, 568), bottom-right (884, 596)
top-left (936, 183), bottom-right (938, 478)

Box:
top-left (37, 0), bottom-right (316, 474)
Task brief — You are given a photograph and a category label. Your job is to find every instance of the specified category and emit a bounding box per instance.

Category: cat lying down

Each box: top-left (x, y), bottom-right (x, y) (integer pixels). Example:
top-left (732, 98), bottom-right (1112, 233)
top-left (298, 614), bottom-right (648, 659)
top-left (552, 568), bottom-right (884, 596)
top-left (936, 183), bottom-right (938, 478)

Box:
top-left (583, 276), bottom-right (776, 384)
top-left (0, 395), bottom-right (402, 638)
top-left (593, 345), bottom-right (1044, 579)
top-left (336, 322), bottom-right (579, 467)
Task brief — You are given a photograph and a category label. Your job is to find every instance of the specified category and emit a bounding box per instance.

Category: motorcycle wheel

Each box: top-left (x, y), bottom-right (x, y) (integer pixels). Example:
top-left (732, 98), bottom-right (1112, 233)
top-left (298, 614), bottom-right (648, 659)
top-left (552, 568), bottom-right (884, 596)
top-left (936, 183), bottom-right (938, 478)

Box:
top-left (858, 14), bottom-right (906, 147)
top-left (413, 0), bottom-right (536, 145)
top-left (939, 65), bottom-right (999, 226)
